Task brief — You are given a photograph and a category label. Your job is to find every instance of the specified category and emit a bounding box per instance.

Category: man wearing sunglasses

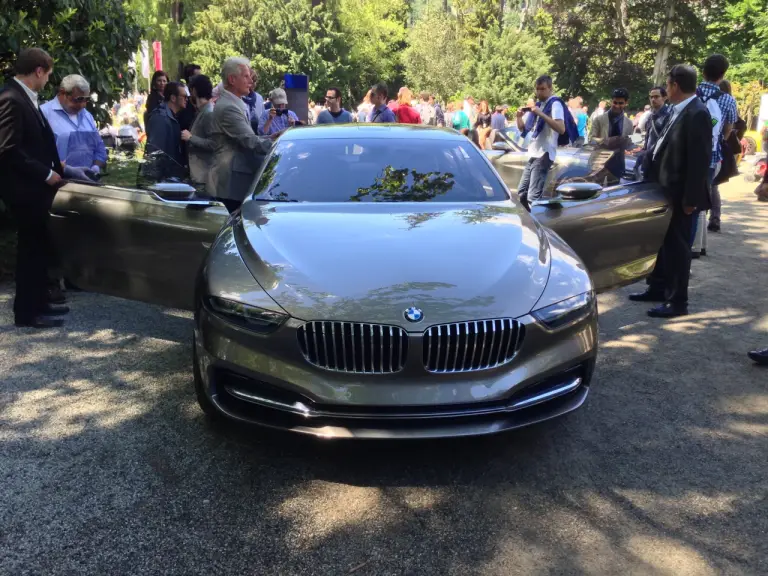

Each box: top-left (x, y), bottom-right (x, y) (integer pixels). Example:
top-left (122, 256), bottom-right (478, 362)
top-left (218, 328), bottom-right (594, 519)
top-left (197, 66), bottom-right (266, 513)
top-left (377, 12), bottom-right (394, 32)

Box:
top-left (41, 74), bottom-right (106, 180)
top-left (316, 87), bottom-right (353, 124)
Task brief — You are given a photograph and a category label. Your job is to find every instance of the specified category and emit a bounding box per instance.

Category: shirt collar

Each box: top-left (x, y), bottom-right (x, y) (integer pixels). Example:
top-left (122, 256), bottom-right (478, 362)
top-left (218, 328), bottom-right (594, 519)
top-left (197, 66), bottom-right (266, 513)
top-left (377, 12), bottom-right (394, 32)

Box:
top-left (49, 96), bottom-right (79, 116)
top-left (674, 94), bottom-right (697, 114)
top-left (13, 77), bottom-right (39, 107)
top-left (221, 88), bottom-right (247, 112)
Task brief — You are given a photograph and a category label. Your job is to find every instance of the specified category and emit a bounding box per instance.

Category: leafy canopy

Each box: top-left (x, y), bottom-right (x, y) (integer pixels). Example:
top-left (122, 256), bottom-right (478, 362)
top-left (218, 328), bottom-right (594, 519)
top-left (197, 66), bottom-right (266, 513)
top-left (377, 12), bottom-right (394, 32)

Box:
top-left (0, 0), bottom-right (142, 123)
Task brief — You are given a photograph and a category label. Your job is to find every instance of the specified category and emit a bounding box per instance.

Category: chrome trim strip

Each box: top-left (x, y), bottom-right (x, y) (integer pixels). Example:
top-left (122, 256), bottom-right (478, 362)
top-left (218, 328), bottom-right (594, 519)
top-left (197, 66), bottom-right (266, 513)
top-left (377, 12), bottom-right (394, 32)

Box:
top-left (225, 376), bottom-right (583, 420)
top-left (388, 326), bottom-right (393, 373)
top-left (508, 378), bottom-right (582, 410)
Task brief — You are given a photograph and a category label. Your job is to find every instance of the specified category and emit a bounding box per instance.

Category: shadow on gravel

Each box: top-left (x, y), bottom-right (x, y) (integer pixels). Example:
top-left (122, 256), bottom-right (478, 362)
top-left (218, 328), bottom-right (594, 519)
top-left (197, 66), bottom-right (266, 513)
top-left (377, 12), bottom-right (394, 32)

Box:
top-left (1, 186), bottom-right (767, 575)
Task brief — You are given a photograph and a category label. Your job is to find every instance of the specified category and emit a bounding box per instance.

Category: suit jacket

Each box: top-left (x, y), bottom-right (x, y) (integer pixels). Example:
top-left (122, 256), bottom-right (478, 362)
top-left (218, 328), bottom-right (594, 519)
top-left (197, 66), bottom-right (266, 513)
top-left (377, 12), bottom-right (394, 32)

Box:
top-left (588, 112), bottom-right (634, 143)
top-left (188, 102), bottom-right (216, 190)
top-left (0, 80), bottom-right (62, 209)
top-left (208, 90), bottom-right (273, 201)
top-left (648, 97), bottom-right (712, 210)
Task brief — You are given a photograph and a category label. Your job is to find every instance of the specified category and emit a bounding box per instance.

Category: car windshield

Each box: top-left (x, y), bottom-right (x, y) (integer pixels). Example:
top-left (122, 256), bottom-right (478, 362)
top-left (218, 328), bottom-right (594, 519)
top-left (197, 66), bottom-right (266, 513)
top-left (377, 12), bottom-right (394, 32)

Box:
top-left (251, 138), bottom-right (509, 203)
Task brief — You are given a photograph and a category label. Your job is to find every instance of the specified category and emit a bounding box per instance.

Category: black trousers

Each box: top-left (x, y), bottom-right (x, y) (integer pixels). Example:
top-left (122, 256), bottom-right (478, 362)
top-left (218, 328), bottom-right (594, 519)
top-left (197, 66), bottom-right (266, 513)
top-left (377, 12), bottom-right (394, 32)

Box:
top-left (647, 207), bottom-right (694, 305)
top-left (12, 202), bottom-right (53, 322)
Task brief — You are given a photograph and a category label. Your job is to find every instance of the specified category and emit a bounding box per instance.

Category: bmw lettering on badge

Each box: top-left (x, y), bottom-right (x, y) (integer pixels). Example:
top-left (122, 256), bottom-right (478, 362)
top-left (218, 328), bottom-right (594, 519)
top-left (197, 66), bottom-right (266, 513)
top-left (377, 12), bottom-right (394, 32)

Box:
top-left (404, 307), bottom-right (424, 323)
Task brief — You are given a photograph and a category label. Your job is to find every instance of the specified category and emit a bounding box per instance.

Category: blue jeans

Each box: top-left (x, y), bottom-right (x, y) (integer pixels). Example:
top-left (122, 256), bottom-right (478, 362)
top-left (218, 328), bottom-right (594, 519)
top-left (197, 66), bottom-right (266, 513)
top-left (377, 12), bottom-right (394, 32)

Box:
top-left (518, 153), bottom-right (553, 205)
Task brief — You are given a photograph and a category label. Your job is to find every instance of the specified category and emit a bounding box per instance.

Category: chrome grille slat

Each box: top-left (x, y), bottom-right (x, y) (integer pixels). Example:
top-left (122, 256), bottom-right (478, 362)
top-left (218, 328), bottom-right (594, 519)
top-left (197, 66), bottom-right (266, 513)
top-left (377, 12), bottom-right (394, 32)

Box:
top-left (298, 321), bottom-right (407, 374)
top-left (379, 325), bottom-right (384, 374)
top-left (423, 318), bottom-right (524, 373)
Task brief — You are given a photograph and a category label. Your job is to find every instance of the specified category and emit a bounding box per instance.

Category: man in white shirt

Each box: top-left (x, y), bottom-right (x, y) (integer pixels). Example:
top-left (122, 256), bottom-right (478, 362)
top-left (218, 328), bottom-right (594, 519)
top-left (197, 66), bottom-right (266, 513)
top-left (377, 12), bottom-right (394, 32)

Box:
top-left (515, 75), bottom-right (566, 208)
top-left (0, 48), bottom-right (73, 328)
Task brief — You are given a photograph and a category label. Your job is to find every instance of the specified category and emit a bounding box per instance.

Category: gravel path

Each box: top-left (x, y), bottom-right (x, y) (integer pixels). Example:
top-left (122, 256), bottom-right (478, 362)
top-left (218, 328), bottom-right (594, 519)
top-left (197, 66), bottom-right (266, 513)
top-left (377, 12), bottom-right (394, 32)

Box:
top-left (1, 178), bottom-right (766, 575)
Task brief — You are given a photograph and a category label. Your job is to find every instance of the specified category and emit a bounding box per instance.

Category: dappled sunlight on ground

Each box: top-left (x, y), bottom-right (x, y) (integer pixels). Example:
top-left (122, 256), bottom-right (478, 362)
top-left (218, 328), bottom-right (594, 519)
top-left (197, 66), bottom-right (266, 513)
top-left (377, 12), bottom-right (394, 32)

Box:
top-left (626, 535), bottom-right (717, 576)
top-left (0, 176), bottom-right (767, 573)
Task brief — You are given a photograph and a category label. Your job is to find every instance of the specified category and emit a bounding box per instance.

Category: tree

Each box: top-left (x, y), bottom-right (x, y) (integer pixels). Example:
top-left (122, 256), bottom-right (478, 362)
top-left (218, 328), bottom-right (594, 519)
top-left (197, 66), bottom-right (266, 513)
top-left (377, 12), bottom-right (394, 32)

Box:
top-left (338, 0), bottom-right (409, 102)
top-left (187, 0), bottom-right (352, 101)
top-left (127, 0), bottom-right (211, 80)
top-left (471, 26), bottom-right (551, 105)
top-left (403, 11), bottom-right (465, 99)
top-left (0, 0), bottom-right (143, 123)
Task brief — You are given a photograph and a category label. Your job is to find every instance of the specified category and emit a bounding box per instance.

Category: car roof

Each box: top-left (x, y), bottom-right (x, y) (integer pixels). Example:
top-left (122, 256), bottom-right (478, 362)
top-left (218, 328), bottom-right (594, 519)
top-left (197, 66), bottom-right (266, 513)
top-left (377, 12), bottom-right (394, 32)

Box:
top-left (281, 124), bottom-right (467, 142)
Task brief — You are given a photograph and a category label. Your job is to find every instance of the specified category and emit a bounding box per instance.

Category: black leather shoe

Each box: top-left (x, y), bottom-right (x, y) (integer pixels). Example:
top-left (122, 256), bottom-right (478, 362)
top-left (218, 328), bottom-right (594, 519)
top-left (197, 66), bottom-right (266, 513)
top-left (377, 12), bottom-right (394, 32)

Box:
top-left (700, 248), bottom-right (707, 256)
top-left (48, 286), bottom-right (67, 304)
top-left (15, 315), bottom-right (65, 328)
top-left (748, 348), bottom-right (768, 365)
top-left (43, 304), bottom-right (70, 316)
top-left (647, 303), bottom-right (688, 318)
top-left (691, 251), bottom-right (701, 259)
top-left (629, 290), bottom-right (665, 302)
top-left (708, 222), bottom-right (720, 232)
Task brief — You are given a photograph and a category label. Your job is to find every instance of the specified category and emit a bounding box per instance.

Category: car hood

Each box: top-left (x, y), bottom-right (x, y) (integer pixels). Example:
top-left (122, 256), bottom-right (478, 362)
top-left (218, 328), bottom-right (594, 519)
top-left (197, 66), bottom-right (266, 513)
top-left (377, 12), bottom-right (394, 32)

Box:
top-left (237, 201), bottom-right (551, 328)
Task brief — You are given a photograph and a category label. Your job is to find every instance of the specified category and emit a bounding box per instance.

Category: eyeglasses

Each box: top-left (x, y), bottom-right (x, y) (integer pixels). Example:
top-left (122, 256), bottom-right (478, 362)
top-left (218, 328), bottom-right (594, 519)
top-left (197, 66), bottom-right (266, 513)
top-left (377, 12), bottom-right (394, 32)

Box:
top-left (325, 96), bottom-right (337, 101)
top-left (70, 96), bottom-right (89, 103)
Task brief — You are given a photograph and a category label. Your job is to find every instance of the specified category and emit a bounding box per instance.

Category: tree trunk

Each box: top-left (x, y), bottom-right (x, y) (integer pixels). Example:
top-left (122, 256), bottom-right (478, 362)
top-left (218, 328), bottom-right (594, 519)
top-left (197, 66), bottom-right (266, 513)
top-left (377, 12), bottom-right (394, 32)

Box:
top-left (652, 0), bottom-right (675, 86)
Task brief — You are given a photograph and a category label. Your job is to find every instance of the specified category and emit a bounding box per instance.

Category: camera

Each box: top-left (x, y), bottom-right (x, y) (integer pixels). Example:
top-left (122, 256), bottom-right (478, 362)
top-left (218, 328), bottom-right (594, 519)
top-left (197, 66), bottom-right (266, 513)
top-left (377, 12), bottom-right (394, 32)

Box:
top-left (520, 107), bottom-right (532, 113)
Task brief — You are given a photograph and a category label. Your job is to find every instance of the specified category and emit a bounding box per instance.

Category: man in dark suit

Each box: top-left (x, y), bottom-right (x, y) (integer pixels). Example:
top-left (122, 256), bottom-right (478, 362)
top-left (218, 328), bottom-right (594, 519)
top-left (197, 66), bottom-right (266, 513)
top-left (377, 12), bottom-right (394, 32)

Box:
top-left (0, 48), bottom-right (70, 328)
top-left (629, 65), bottom-right (713, 318)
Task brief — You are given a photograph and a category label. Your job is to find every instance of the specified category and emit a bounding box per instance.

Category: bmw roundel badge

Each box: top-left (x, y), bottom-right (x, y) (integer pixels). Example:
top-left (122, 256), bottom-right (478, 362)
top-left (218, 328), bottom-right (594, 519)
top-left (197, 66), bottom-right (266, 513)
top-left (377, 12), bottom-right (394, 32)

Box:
top-left (404, 307), bottom-right (424, 323)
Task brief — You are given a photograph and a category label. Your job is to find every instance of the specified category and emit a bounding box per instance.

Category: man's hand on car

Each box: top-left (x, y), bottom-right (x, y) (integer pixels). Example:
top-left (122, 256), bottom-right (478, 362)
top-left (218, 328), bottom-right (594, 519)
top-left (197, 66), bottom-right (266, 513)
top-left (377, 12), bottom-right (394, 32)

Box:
top-left (45, 171), bottom-right (62, 187)
top-left (62, 165), bottom-right (92, 181)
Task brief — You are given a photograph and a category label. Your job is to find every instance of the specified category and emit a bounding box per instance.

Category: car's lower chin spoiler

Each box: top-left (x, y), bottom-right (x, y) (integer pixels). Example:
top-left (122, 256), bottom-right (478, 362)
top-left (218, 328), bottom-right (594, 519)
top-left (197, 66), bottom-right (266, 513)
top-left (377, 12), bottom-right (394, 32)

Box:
top-left (223, 374), bottom-right (583, 421)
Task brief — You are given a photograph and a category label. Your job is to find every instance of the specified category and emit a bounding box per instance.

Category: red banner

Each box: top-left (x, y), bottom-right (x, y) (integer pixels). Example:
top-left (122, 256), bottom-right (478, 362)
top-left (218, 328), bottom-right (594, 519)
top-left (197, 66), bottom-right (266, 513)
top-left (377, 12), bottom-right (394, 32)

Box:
top-left (152, 41), bottom-right (163, 72)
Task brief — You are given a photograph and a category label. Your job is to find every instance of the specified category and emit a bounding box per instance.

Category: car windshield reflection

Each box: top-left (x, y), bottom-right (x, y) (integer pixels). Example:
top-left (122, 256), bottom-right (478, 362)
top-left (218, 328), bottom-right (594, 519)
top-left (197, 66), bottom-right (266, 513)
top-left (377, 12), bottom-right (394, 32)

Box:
top-left (251, 139), bottom-right (509, 203)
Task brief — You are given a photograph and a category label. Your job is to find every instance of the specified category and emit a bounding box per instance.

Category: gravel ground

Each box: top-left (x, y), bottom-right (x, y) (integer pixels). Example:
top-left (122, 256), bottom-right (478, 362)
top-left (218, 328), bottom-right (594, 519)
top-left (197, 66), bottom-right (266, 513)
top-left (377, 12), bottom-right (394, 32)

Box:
top-left (1, 178), bottom-right (767, 575)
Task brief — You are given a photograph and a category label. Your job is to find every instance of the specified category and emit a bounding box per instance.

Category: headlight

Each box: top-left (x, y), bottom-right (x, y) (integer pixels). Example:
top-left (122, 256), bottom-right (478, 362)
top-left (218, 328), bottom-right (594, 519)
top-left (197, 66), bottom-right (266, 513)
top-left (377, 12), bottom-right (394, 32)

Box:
top-left (532, 292), bottom-right (594, 330)
top-left (205, 296), bottom-right (287, 333)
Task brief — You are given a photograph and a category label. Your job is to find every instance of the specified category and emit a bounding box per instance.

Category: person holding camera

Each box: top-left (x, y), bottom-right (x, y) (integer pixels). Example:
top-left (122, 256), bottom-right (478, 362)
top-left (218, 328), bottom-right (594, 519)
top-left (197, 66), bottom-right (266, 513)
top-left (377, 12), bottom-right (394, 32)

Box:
top-left (515, 75), bottom-right (566, 208)
top-left (258, 88), bottom-right (299, 136)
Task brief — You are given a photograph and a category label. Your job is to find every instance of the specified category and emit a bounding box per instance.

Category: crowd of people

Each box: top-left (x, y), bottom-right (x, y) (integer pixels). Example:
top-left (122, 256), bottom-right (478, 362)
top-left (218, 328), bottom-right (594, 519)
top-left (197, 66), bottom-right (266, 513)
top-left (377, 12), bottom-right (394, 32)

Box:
top-left (0, 46), bottom-right (766, 366)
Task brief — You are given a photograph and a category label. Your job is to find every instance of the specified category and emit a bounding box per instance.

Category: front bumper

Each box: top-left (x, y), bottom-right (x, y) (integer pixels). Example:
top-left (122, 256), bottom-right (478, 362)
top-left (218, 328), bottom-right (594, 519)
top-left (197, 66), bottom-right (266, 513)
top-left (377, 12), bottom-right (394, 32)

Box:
top-left (194, 306), bottom-right (598, 439)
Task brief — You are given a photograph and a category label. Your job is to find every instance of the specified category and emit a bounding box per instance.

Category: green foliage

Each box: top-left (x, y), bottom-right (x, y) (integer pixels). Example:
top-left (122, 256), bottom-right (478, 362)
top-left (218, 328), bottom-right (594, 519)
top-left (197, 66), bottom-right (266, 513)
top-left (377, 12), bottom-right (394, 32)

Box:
top-left (471, 27), bottom-right (552, 106)
top-left (0, 0), bottom-right (142, 124)
top-left (338, 0), bottom-right (409, 101)
top-left (187, 0), bottom-right (354, 102)
top-left (403, 11), bottom-right (465, 100)
top-left (731, 80), bottom-right (764, 127)
top-left (452, 0), bottom-right (502, 51)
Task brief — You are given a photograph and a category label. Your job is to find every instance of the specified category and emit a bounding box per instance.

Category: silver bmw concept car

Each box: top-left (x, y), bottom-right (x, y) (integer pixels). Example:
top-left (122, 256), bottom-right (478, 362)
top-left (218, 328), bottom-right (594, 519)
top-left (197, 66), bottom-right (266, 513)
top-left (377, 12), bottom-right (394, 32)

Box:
top-left (50, 125), bottom-right (672, 438)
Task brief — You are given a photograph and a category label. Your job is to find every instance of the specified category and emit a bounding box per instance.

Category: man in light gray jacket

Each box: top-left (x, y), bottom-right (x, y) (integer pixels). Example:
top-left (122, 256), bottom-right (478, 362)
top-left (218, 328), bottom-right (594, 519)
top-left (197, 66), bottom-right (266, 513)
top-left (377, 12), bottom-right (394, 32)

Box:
top-left (208, 57), bottom-right (274, 213)
top-left (182, 74), bottom-right (216, 193)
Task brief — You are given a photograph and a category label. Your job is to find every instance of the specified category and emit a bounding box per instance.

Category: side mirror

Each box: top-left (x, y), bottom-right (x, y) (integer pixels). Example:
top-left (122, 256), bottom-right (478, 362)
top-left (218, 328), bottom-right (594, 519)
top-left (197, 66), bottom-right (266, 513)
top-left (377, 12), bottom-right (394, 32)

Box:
top-left (492, 141), bottom-right (512, 152)
top-left (555, 182), bottom-right (602, 201)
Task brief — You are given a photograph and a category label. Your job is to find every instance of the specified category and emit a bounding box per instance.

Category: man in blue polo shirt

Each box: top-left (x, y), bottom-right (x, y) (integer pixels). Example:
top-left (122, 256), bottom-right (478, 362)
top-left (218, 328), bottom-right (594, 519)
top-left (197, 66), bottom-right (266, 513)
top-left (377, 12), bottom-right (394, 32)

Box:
top-left (367, 82), bottom-right (396, 123)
